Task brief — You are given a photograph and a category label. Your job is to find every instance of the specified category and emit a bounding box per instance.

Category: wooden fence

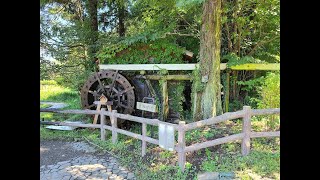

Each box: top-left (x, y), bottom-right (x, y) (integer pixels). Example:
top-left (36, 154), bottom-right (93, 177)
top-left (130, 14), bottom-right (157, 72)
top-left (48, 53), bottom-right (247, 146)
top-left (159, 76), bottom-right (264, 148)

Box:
top-left (40, 106), bottom-right (280, 171)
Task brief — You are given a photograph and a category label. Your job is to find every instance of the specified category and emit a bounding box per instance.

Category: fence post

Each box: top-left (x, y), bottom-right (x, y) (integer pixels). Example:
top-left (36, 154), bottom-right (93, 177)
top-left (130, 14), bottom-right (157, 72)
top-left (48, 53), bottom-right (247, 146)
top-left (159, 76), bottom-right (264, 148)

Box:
top-left (100, 108), bottom-right (106, 141)
top-left (178, 121), bottom-right (186, 171)
top-left (241, 106), bottom-right (251, 156)
top-left (142, 123), bottom-right (147, 156)
top-left (111, 110), bottom-right (118, 144)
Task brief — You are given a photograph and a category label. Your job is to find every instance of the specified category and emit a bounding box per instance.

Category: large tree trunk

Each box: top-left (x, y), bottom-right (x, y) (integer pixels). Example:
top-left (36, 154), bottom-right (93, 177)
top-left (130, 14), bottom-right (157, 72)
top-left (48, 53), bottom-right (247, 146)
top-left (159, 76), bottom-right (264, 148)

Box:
top-left (193, 0), bottom-right (223, 120)
top-left (87, 0), bottom-right (98, 71)
top-left (118, 4), bottom-right (126, 37)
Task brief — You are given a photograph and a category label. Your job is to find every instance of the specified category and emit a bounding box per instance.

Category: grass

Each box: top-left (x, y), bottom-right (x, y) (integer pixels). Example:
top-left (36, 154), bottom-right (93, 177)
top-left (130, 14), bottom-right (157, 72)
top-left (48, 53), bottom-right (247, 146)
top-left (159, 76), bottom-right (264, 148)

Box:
top-left (40, 80), bottom-right (89, 122)
top-left (40, 80), bottom-right (280, 180)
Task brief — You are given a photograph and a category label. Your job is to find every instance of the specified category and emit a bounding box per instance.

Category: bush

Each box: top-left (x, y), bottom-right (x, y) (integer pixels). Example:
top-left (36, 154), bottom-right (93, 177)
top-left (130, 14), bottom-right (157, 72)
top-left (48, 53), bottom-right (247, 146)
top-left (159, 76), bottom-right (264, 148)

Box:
top-left (257, 72), bottom-right (280, 109)
top-left (256, 72), bottom-right (280, 131)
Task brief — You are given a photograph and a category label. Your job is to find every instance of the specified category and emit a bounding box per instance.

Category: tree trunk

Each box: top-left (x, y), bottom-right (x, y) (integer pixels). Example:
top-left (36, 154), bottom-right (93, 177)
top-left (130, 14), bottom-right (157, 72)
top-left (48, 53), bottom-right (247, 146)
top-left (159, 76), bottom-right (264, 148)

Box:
top-left (118, 4), bottom-right (126, 37)
top-left (193, 0), bottom-right (223, 120)
top-left (87, 0), bottom-right (98, 71)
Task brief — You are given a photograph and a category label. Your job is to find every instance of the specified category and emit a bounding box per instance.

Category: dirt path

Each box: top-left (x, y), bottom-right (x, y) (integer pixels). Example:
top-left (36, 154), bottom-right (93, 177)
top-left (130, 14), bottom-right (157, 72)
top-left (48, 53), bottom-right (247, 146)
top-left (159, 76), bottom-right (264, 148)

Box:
top-left (40, 140), bottom-right (136, 180)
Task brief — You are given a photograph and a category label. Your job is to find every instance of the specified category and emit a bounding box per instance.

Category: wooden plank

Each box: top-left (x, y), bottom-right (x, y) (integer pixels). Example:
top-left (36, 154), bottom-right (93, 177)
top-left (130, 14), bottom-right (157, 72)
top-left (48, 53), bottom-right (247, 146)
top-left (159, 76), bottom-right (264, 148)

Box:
top-left (224, 71), bottom-right (230, 112)
top-left (162, 80), bottom-right (169, 121)
top-left (142, 123), bottom-right (147, 156)
top-left (111, 112), bottom-right (179, 129)
top-left (241, 106), bottom-right (251, 156)
top-left (145, 75), bottom-right (191, 81)
top-left (111, 110), bottom-right (118, 144)
top-left (99, 64), bottom-right (199, 71)
top-left (40, 109), bottom-right (112, 116)
top-left (251, 108), bottom-right (280, 116)
top-left (185, 133), bottom-right (244, 153)
top-left (250, 131), bottom-right (280, 138)
top-left (136, 102), bottom-right (157, 112)
top-left (184, 110), bottom-right (245, 131)
top-left (100, 108), bottom-right (106, 141)
top-left (93, 95), bottom-right (108, 125)
top-left (115, 127), bottom-right (159, 145)
top-left (99, 63), bottom-right (279, 71)
top-left (230, 63), bottom-right (280, 71)
top-left (100, 63), bottom-right (227, 71)
top-left (40, 121), bottom-right (111, 129)
top-left (178, 121), bottom-right (186, 171)
top-left (92, 103), bottom-right (102, 125)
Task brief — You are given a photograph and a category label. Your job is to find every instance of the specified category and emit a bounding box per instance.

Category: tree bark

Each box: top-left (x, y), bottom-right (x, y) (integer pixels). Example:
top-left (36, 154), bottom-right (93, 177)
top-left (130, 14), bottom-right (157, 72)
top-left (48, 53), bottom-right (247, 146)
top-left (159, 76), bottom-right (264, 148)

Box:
top-left (87, 0), bottom-right (98, 71)
top-left (193, 0), bottom-right (223, 120)
top-left (118, 4), bottom-right (126, 37)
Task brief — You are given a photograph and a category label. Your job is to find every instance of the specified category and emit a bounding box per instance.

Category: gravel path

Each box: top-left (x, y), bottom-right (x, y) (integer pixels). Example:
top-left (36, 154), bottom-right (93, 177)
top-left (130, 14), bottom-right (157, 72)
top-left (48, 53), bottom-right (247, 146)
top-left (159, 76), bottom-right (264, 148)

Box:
top-left (40, 140), bottom-right (136, 180)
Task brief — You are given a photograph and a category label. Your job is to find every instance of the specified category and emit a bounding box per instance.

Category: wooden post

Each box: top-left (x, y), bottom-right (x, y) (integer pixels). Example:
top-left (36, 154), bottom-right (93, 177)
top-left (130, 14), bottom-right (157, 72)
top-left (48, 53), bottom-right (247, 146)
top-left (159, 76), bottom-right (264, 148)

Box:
top-left (100, 108), bottom-right (106, 141)
top-left (241, 106), bottom-right (251, 156)
top-left (224, 71), bottom-right (230, 112)
top-left (162, 79), bottom-right (169, 121)
top-left (111, 110), bottom-right (118, 144)
top-left (178, 121), bottom-right (186, 171)
top-left (142, 123), bottom-right (147, 156)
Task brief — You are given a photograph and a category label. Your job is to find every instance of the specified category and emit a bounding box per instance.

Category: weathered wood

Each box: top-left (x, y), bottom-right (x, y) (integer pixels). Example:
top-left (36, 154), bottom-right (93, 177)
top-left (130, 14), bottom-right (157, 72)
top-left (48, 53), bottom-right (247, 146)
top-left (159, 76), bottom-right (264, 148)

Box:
top-left (93, 96), bottom-right (108, 125)
top-left (40, 121), bottom-right (112, 130)
top-left (224, 71), bottom-right (230, 112)
top-left (250, 131), bottom-right (280, 138)
top-left (40, 121), bottom-right (62, 125)
top-left (142, 123), bottom-right (147, 156)
top-left (113, 113), bottom-right (178, 129)
top-left (145, 75), bottom-right (191, 81)
top-left (185, 133), bottom-right (244, 152)
top-left (184, 110), bottom-right (245, 131)
top-left (99, 63), bottom-right (227, 71)
top-left (40, 108), bottom-right (112, 116)
top-left (99, 64), bottom-right (199, 71)
top-left (99, 63), bottom-right (279, 71)
top-left (178, 121), bottom-right (186, 171)
top-left (115, 128), bottom-right (159, 145)
top-left (229, 63), bottom-right (280, 71)
top-left (111, 110), bottom-right (118, 143)
top-left (241, 106), bottom-right (251, 156)
top-left (162, 79), bottom-right (169, 121)
top-left (251, 108), bottom-right (280, 116)
top-left (100, 108), bottom-right (106, 141)
top-left (93, 103), bottom-right (102, 125)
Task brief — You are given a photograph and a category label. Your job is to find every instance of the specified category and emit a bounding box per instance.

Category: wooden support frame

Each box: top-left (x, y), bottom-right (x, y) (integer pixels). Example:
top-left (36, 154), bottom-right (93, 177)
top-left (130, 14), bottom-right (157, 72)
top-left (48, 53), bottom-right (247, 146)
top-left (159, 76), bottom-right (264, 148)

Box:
top-left (99, 63), bottom-right (279, 71)
top-left (162, 79), bottom-right (169, 121)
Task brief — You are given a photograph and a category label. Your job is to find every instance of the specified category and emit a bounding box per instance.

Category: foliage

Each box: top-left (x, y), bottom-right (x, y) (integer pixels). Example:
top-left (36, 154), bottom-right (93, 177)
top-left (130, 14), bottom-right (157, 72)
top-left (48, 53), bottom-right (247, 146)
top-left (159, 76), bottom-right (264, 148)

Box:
top-left (223, 53), bottom-right (265, 67)
top-left (201, 147), bottom-right (280, 179)
top-left (97, 37), bottom-right (186, 64)
top-left (221, 0), bottom-right (280, 61)
top-left (257, 72), bottom-right (280, 109)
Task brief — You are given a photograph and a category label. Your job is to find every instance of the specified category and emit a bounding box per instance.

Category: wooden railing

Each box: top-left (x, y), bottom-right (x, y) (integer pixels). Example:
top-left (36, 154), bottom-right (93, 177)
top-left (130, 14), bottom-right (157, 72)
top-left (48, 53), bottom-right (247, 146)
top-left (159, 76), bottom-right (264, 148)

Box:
top-left (40, 107), bottom-right (177, 157)
top-left (177, 106), bottom-right (280, 171)
top-left (40, 106), bottom-right (280, 171)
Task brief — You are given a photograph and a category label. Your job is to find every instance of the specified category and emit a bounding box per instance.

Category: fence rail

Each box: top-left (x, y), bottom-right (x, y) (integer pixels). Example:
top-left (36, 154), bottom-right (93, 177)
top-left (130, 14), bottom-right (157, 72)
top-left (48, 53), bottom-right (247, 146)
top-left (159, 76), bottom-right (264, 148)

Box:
top-left (40, 106), bottom-right (280, 171)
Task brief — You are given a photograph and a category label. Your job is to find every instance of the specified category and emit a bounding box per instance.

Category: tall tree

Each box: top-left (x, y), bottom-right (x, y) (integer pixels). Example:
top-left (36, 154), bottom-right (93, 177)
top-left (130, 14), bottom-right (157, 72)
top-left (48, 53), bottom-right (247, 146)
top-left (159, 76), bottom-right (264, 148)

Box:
top-left (87, 0), bottom-right (99, 71)
top-left (193, 0), bottom-right (223, 120)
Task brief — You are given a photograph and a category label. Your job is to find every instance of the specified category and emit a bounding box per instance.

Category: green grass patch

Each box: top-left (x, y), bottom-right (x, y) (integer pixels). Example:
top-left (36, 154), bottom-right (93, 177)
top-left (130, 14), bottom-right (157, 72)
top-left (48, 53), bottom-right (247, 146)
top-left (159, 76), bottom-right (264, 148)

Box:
top-left (40, 80), bottom-right (89, 122)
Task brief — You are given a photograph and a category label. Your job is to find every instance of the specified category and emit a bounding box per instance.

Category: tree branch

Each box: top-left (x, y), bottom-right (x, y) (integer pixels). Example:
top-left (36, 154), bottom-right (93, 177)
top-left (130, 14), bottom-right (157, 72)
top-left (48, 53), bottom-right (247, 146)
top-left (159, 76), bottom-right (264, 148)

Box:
top-left (247, 36), bottom-right (279, 56)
